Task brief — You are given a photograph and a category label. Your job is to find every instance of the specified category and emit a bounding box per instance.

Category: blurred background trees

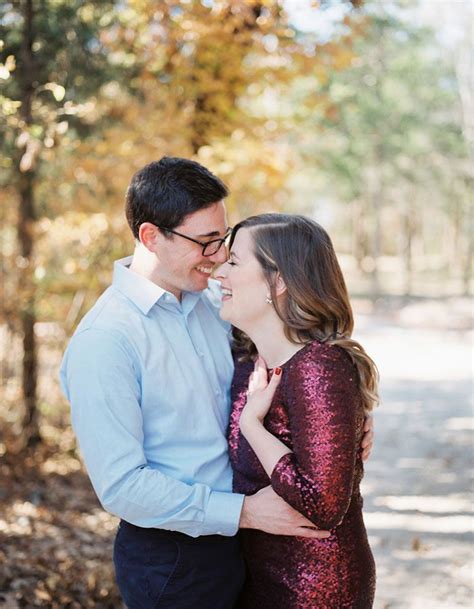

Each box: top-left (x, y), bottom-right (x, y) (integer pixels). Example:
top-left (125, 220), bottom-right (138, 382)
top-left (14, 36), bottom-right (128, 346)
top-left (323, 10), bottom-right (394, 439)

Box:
top-left (0, 0), bottom-right (127, 446)
top-left (294, 4), bottom-right (472, 298)
top-left (0, 0), bottom-right (472, 449)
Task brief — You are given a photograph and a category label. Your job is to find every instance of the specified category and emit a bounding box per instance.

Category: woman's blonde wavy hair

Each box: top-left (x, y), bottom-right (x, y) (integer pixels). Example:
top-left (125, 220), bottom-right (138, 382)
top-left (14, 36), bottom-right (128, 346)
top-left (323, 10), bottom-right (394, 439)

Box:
top-left (230, 213), bottom-right (379, 413)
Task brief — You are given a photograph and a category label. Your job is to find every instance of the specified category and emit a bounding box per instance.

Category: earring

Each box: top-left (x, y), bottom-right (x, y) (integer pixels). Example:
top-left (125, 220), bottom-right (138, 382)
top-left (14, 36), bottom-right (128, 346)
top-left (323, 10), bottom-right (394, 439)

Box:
top-left (265, 295), bottom-right (273, 305)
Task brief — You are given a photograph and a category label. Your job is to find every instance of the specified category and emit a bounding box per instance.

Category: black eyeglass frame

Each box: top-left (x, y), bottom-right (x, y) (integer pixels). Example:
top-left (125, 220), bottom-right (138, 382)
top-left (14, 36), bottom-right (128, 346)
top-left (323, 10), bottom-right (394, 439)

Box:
top-left (155, 225), bottom-right (233, 257)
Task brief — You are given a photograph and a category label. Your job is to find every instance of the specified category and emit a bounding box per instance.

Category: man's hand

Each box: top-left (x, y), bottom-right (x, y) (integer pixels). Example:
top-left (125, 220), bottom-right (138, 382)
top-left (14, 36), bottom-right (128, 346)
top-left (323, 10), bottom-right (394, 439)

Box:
top-left (239, 486), bottom-right (330, 539)
top-left (361, 415), bottom-right (374, 461)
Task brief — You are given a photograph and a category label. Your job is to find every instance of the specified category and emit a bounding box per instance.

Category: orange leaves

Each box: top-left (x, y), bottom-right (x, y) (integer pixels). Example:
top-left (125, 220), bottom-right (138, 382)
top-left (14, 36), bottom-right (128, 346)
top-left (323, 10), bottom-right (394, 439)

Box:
top-left (1, 0), bottom-right (370, 331)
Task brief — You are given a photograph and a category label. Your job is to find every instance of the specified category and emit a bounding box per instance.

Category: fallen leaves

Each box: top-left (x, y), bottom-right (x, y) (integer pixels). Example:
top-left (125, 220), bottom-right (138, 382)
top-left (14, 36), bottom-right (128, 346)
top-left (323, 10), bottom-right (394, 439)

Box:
top-left (0, 446), bottom-right (122, 608)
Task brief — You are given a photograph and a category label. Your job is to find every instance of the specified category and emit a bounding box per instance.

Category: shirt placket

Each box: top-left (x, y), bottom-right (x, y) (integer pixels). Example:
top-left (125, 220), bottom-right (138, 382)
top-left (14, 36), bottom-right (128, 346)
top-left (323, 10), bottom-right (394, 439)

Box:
top-left (184, 309), bottom-right (228, 432)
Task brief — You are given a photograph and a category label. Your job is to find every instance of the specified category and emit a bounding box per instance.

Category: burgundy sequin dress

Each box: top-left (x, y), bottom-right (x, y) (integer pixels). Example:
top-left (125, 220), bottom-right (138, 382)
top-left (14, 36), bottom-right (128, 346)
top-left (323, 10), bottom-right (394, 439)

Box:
top-left (229, 341), bottom-right (375, 609)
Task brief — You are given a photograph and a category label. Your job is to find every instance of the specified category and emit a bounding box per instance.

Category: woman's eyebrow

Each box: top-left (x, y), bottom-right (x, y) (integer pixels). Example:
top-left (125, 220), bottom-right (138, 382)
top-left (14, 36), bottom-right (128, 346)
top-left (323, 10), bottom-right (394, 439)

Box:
top-left (229, 251), bottom-right (240, 259)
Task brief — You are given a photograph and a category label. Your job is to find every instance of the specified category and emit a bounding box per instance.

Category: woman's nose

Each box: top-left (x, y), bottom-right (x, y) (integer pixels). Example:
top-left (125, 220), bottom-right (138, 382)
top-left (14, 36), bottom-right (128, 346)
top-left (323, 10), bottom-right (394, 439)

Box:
top-left (213, 261), bottom-right (227, 280)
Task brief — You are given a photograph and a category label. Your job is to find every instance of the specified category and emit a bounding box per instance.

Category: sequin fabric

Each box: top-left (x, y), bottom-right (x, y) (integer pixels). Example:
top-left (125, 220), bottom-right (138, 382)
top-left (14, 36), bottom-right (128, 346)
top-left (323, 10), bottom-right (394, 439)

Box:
top-left (229, 341), bottom-right (376, 609)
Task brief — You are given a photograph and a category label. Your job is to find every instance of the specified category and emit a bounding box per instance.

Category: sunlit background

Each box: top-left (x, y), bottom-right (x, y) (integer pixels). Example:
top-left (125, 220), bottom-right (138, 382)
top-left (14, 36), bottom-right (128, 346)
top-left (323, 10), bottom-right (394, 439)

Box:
top-left (0, 1), bottom-right (472, 607)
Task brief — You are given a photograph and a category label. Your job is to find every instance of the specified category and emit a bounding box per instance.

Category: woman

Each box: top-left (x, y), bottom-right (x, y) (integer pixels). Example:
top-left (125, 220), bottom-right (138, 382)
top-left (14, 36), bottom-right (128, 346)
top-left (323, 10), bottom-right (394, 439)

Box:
top-left (216, 214), bottom-right (378, 609)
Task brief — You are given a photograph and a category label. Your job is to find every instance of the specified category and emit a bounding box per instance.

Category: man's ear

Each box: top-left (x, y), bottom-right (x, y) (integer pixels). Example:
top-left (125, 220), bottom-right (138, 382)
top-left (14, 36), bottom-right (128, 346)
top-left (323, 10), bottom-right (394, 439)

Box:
top-left (138, 222), bottom-right (160, 251)
top-left (274, 272), bottom-right (287, 298)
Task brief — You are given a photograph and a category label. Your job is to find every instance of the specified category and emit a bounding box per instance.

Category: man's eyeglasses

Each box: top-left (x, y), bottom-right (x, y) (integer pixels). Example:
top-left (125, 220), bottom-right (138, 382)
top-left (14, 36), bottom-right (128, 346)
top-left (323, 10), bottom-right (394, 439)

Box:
top-left (156, 225), bottom-right (233, 257)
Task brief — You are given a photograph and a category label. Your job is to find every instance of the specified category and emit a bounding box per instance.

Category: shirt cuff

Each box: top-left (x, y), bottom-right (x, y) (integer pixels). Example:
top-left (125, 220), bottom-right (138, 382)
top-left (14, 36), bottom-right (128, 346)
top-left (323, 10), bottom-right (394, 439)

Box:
top-left (200, 490), bottom-right (245, 537)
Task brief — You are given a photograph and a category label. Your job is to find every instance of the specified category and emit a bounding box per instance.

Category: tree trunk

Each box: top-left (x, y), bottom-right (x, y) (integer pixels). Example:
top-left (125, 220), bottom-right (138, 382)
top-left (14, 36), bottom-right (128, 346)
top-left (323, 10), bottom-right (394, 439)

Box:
top-left (367, 164), bottom-right (382, 302)
top-left (368, 34), bottom-right (386, 303)
top-left (403, 208), bottom-right (414, 297)
top-left (462, 191), bottom-right (473, 296)
top-left (351, 198), bottom-right (367, 273)
top-left (17, 0), bottom-right (41, 447)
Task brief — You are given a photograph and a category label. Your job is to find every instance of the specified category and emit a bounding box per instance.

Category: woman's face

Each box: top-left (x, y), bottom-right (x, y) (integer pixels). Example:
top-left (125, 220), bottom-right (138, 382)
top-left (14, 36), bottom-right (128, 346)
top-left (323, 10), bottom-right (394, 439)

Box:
top-left (216, 227), bottom-right (271, 330)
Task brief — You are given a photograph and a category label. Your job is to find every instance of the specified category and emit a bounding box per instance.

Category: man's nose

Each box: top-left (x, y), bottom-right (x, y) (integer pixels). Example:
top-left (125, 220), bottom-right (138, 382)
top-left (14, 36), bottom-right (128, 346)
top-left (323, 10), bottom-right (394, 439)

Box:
top-left (208, 243), bottom-right (228, 266)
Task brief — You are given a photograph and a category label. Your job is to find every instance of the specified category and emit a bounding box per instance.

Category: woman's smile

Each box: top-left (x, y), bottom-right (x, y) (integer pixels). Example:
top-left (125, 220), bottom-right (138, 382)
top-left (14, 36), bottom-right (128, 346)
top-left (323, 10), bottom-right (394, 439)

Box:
top-left (221, 286), bottom-right (233, 301)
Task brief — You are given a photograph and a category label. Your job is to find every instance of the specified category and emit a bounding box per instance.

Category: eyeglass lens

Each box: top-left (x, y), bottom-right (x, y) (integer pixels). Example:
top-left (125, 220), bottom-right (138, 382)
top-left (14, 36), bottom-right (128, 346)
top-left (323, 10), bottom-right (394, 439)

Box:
top-left (203, 240), bottom-right (223, 256)
top-left (202, 232), bottom-right (231, 256)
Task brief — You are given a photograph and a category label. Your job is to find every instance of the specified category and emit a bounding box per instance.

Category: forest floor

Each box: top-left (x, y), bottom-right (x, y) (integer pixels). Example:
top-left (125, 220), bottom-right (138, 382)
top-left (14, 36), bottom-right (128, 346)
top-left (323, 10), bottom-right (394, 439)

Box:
top-left (0, 296), bottom-right (472, 608)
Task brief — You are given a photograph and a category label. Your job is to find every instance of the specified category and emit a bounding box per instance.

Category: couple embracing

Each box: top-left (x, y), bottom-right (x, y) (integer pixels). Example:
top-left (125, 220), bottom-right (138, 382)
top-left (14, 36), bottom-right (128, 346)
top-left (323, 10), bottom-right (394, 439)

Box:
top-left (61, 157), bottom-right (378, 609)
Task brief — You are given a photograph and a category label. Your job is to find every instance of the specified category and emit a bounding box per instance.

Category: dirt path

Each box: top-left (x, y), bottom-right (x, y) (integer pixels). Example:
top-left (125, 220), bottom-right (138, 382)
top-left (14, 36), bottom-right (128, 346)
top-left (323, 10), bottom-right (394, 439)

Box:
top-left (354, 301), bottom-right (473, 609)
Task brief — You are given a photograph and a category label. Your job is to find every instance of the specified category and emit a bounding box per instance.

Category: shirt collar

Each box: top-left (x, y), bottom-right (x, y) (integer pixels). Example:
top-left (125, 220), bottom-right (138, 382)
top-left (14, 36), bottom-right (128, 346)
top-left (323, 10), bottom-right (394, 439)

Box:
top-left (112, 256), bottom-right (202, 316)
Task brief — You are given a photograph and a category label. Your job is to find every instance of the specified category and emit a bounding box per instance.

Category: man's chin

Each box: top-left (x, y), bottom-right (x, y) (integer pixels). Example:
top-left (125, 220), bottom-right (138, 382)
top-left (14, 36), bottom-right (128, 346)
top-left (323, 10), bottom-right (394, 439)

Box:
top-left (188, 275), bottom-right (210, 293)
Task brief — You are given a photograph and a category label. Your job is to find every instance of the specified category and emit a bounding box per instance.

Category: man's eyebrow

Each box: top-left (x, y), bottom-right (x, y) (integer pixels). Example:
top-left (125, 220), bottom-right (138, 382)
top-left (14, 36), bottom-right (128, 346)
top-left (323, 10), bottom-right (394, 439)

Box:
top-left (196, 230), bottom-right (221, 238)
top-left (195, 227), bottom-right (230, 238)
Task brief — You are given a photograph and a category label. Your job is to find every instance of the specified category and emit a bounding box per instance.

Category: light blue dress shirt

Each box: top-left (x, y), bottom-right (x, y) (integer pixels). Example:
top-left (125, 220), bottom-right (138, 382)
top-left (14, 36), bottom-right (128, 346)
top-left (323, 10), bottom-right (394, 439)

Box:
top-left (60, 256), bottom-right (244, 537)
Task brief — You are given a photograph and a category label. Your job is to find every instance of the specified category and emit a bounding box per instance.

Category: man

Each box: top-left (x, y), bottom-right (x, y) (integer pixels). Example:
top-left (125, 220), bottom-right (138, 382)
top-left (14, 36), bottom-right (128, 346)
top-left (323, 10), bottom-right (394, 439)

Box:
top-left (60, 157), bottom-right (373, 609)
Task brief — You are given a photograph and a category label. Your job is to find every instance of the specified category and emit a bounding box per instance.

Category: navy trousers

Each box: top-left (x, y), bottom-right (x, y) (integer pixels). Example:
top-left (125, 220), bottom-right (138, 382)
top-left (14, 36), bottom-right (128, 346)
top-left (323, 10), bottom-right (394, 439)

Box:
top-left (113, 521), bottom-right (245, 609)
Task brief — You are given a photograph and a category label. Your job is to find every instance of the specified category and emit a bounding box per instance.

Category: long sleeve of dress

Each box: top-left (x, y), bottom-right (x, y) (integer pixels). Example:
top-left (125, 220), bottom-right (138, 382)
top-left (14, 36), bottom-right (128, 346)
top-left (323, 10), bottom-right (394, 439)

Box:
top-left (270, 344), bottom-right (364, 530)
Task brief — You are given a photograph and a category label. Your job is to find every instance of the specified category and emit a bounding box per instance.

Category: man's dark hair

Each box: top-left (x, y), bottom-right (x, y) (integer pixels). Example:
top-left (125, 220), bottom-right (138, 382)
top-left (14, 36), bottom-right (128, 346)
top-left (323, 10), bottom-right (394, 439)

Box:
top-left (125, 157), bottom-right (229, 239)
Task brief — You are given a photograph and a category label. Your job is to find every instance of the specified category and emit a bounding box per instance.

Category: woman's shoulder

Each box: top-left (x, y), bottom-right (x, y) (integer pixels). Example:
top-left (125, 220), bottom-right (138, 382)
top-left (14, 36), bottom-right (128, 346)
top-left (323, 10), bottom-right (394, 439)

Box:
top-left (284, 341), bottom-right (361, 406)
top-left (287, 340), bottom-right (356, 377)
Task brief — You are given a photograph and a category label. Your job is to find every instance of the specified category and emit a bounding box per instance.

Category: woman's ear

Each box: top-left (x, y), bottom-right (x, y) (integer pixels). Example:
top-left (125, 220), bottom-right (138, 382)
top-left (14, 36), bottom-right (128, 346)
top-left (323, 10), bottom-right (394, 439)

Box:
top-left (274, 272), bottom-right (287, 298)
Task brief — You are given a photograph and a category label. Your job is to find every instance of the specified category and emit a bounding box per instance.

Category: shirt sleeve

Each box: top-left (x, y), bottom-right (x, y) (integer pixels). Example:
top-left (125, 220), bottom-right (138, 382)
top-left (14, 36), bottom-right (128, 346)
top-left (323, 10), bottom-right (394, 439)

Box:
top-left (60, 328), bottom-right (243, 537)
top-left (270, 346), bottom-right (363, 530)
